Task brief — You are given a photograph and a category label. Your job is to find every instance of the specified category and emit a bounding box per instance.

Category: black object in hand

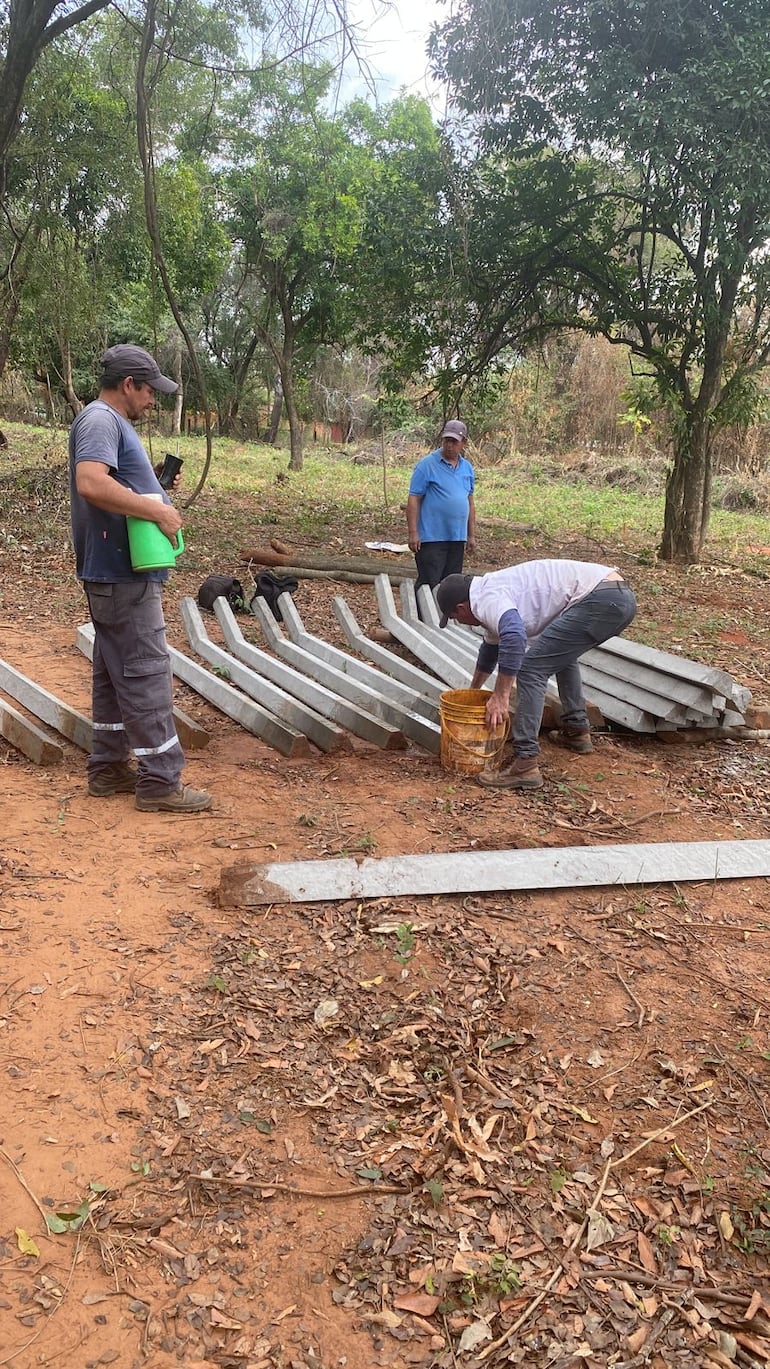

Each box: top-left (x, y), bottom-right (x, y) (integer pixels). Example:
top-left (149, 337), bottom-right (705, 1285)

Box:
top-left (157, 453), bottom-right (183, 490)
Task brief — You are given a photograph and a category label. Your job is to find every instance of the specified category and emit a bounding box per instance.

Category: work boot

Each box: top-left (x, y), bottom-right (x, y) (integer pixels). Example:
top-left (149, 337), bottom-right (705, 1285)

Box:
top-left (550, 727), bottom-right (594, 754)
top-left (477, 756), bottom-right (543, 790)
top-left (88, 762), bottom-right (138, 797)
top-left (135, 784), bottom-right (212, 813)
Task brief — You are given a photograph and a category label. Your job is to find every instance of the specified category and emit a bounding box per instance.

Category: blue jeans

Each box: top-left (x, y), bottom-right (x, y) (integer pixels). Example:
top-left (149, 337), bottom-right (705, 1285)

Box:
top-left (514, 582), bottom-right (637, 758)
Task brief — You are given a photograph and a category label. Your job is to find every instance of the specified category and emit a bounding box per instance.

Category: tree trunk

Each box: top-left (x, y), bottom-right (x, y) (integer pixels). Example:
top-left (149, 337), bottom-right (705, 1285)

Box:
top-left (659, 413), bottom-right (712, 563)
top-left (238, 547), bottom-right (417, 576)
top-left (171, 342), bottom-right (183, 436)
top-left (0, 288), bottom-right (21, 382)
top-left (276, 329), bottom-right (303, 470)
top-left (136, 1), bottom-right (211, 506)
top-left (61, 340), bottom-right (83, 416)
top-left (0, 222), bottom-right (39, 382)
top-left (43, 371), bottom-right (55, 423)
top-left (267, 372), bottom-right (283, 444)
top-left (220, 334), bottom-right (259, 437)
top-left (283, 371), bottom-right (303, 471)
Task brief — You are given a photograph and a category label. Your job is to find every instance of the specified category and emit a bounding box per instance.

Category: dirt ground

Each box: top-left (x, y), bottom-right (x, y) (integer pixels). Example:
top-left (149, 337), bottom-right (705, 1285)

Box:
top-left (1, 509), bottom-right (770, 1369)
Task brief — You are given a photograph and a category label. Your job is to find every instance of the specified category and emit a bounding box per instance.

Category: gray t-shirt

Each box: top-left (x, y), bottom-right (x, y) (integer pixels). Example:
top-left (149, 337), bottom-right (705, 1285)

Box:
top-left (69, 400), bottom-right (169, 582)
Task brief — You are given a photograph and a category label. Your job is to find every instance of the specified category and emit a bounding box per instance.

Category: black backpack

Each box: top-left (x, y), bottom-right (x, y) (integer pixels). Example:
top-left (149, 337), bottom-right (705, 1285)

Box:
top-left (251, 570), bottom-right (299, 620)
top-left (197, 575), bottom-right (246, 612)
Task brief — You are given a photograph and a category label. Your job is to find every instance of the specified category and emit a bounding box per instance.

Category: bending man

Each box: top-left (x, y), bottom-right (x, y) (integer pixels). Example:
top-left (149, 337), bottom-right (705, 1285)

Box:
top-left (437, 560), bottom-right (637, 790)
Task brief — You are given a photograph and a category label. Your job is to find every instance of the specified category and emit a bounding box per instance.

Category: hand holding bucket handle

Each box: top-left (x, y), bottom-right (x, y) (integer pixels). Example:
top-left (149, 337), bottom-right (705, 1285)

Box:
top-left (145, 490), bottom-right (182, 539)
top-left (439, 689), bottom-right (510, 775)
top-left (147, 491), bottom-right (183, 555)
top-left (127, 508), bottom-right (185, 571)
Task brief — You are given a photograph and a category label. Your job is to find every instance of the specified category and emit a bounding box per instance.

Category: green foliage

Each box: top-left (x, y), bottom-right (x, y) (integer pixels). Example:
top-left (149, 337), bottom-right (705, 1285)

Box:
top-left (154, 161), bottom-right (229, 303)
top-left (5, 41), bottom-right (145, 391)
top-left (226, 65), bottom-right (370, 335)
top-left (220, 66), bottom-right (377, 464)
top-left (344, 96), bottom-right (449, 389)
top-left (656, 1223), bottom-right (681, 1247)
top-left (424, 1178), bottom-right (444, 1206)
top-left (431, 0), bottom-right (770, 560)
top-left (394, 922), bottom-right (417, 965)
top-left (44, 1199), bottom-right (91, 1234)
top-left (460, 1253), bottom-right (521, 1304)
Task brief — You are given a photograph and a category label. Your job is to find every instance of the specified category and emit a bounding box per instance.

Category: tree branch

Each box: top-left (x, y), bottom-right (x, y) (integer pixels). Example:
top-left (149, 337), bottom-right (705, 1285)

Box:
top-left (41, 0), bottom-right (112, 50)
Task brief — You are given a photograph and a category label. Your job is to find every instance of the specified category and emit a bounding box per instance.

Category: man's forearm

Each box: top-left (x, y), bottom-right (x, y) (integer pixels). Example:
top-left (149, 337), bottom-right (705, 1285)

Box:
top-left (491, 672), bottom-right (514, 709)
top-left (76, 463), bottom-right (182, 536)
top-left (406, 493), bottom-right (422, 550)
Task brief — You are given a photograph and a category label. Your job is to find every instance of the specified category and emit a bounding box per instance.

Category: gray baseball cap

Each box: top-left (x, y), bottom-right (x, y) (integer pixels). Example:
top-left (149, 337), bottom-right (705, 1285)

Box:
top-left (441, 419), bottom-right (467, 442)
top-left (100, 344), bottom-right (178, 394)
top-left (437, 573), bottom-right (474, 627)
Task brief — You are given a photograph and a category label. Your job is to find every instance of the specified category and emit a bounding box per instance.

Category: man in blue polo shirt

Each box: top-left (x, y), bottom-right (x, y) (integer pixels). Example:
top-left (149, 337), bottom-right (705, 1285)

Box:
top-left (406, 419), bottom-right (476, 590)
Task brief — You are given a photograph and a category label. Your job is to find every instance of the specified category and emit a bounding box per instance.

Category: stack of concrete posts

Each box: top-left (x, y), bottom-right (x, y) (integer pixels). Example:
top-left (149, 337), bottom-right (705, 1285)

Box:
top-left (71, 571), bottom-right (751, 757)
top-left (384, 577), bottom-right (751, 735)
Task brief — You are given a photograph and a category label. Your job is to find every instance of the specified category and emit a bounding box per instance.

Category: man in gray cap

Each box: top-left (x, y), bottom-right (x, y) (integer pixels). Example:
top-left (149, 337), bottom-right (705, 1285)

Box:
top-left (406, 419), bottom-right (476, 589)
top-left (437, 560), bottom-right (637, 789)
top-left (68, 344), bottom-right (211, 812)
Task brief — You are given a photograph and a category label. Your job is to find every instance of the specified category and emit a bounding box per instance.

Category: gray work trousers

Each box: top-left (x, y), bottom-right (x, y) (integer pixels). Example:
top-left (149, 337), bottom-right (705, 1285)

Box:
top-left (84, 580), bottom-right (185, 796)
top-left (514, 581), bottom-right (638, 758)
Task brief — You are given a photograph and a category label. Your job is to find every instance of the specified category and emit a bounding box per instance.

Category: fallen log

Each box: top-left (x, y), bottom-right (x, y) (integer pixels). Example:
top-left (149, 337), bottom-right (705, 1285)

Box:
top-left (247, 565), bottom-right (413, 586)
top-left (240, 546), bottom-right (417, 578)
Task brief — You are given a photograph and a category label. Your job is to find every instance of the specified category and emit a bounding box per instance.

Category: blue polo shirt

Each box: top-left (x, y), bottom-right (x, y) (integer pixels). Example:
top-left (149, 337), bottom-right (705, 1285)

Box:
top-left (409, 449), bottom-right (475, 542)
top-left (69, 399), bottom-right (170, 583)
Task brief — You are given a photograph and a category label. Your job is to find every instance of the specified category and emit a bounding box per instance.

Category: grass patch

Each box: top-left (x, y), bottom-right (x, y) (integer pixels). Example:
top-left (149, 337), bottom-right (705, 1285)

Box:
top-left (1, 420), bottom-right (769, 569)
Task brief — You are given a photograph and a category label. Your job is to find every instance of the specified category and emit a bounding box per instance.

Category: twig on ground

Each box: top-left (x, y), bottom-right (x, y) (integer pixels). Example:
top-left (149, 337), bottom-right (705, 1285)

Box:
top-left (467, 905), bottom-right (522, 924)
top-left (580, 808), bottom-right (683, 838)
top-left (615, 1305), bottom-right (677, 1368)
top-left (735, 1349), bottom-right (766, 1369)
top-left (463, 1061), bottom-right (523, 1114)
top-left (194, 1174), bottom-right (411, 1199)
top-left (615, 966), bottom-right (647, 1027)
top-left (609, 1099), bottom-right (713, 1170)
top-left (580, 1268), bottom-right (770, 1323)
top-left (447, 1067), bottom-right (466, 1120)
top-left (477, 1101), bottom-right (715, 1361)
top-left (477, 1159), bottom-right (613, 1360)
top-left (0, 1147), bottom-right (50, 1227)
top-left (442, 1313), bottom-right (460, 1368)
top-left (0, 1232), bottom-right (81, 1366)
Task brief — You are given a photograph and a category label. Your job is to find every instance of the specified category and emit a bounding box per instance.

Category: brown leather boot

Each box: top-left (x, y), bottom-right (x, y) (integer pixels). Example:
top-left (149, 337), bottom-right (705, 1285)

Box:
top-left (136, 785), bottom-right (212, 813)
top-left (549, 727), bottom-right (594, 754)
top-left (478, 756), bottom-right (543, 790)
top-left (88, 762), bottom-right (138, 797)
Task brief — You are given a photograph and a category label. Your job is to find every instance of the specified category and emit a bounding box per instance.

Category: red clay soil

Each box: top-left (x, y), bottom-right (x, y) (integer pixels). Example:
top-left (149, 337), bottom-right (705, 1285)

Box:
top-left (0, 534), bottom-right (769, 1369)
